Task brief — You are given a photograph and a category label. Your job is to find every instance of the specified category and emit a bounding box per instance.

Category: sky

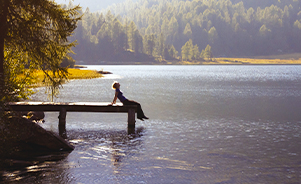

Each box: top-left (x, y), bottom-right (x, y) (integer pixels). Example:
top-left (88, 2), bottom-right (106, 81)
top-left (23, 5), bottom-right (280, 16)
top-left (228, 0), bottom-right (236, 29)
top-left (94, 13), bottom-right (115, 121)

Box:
top-left (54, 0), bottom-right (126, 12)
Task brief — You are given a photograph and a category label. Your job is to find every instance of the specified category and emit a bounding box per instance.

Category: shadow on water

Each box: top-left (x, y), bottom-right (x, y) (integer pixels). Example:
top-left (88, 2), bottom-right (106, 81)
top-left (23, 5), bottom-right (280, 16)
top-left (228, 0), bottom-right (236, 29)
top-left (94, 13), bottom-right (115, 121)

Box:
top-left (0, 127), bottom-right (145, 183)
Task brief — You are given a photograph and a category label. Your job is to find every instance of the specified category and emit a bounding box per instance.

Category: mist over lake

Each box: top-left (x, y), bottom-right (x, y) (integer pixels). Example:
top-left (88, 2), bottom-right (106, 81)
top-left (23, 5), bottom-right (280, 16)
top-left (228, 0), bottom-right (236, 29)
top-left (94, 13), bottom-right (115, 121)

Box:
top-left (2, 65), bottom-right (299, 183)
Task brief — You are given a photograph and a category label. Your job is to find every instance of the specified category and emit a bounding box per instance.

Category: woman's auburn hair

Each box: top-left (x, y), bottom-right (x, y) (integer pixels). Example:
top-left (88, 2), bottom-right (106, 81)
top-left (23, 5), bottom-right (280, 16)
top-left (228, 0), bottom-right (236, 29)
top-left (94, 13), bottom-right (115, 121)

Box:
top-left (112, 81), bottom-right (118, 89)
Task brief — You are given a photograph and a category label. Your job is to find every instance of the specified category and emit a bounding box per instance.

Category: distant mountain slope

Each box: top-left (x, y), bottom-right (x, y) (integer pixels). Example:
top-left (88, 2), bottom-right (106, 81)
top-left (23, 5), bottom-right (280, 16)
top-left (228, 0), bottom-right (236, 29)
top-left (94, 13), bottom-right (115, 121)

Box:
top-left (55, 0), bottom-right (295, 13)
top-left (60, 0), bottom-right (301, 63)
top-left (231, 0), bottom-right (289, 9)
top-left (106, 0), bottom-right (296, 15)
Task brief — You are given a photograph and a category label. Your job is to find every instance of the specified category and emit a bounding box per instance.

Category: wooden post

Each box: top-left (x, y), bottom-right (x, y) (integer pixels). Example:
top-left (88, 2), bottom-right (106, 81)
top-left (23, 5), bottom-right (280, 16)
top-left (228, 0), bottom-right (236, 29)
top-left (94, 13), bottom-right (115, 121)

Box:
top-left (127, 108), bottom-right (135, 134)
top-left (58, 108), bottom-right (67, 139)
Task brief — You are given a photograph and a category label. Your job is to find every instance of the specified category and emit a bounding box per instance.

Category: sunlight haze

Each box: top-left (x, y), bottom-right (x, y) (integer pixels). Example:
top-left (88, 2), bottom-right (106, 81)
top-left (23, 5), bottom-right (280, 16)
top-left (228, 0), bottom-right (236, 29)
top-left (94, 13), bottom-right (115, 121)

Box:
top-left (54, 0), bottom-right (127, 12)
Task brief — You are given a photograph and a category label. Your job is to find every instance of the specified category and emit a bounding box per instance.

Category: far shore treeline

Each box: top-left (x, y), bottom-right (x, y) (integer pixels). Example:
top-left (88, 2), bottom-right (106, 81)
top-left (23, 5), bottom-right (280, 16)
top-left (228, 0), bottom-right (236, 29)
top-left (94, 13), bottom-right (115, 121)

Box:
top-left (61, 0), bottom-right (301, 64)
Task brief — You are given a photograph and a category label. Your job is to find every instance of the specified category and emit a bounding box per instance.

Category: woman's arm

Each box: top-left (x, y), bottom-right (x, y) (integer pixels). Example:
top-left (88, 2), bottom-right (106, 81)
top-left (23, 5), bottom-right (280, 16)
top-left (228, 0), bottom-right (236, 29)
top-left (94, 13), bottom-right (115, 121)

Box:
top-left (111, 91), bottom-right (118, 104)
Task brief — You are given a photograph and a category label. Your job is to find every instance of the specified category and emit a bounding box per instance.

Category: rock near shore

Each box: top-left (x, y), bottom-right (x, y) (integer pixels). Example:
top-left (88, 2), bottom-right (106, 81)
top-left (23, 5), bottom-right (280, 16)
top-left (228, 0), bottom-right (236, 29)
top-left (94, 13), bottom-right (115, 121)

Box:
top-left (0, 116), bottom-right (74, 159)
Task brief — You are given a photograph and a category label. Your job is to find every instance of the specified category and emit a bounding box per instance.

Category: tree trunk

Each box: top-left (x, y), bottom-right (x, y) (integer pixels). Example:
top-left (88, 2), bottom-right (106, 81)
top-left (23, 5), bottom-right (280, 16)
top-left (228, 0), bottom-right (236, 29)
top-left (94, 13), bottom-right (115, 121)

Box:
top-left (0, 0), bottom-right (8, 94)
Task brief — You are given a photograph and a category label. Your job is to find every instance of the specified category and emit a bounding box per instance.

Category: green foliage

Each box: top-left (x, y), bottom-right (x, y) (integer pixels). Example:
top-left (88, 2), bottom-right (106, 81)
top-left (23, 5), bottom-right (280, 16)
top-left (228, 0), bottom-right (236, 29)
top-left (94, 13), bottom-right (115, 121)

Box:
top-left (183, 23), bottom-right (192, 38)
top-left (100, 0), bottom-right (301, 58)
top-left (69, 4), bottom-right (181, 63)
top-left (44, 67), bottom-right (68, 102)
top-left (52, 0), bottom-right (301, 63)
top-left (181, 39), bottom-right (193, 61)
top-left (201, 45), bottom-right (213, 60)
top-left (181, 39), bottom-right (202, 61)
top-left (208, 27), bottom-right (219, 44)
top-left (168, 45), bottom-right (178, 59)
top-left (3, 49), bottom-right (35, 102)
top-left (0, 0), bottom-right (81, 103)
top-left (61, 56), bottom-right (76, 68)
top-left (193, 45), bottom-right (201, 60)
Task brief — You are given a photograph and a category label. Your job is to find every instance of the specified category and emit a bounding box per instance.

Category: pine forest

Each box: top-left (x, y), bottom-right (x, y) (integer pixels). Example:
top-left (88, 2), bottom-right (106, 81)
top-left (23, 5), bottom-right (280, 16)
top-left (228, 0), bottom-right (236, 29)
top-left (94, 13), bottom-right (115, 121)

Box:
top-left (63, 0), bottom-right (301, 63)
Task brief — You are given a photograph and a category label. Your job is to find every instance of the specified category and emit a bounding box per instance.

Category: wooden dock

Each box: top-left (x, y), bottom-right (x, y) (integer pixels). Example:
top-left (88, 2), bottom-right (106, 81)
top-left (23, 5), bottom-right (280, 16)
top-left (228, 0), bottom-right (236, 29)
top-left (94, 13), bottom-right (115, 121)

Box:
top-left (6, 102), bottom-right (137, 138)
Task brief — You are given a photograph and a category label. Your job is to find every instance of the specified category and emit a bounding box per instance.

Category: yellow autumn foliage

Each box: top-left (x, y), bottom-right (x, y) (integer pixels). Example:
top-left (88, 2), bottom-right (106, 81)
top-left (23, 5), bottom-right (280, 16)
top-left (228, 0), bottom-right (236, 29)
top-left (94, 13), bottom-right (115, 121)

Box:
top-left (27, 69), bottom-right (103, 88)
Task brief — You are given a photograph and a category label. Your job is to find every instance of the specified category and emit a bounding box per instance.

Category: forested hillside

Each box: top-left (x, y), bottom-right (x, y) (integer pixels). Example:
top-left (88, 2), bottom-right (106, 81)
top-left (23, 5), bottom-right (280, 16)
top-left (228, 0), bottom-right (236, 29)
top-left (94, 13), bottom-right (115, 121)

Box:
top-left (65, 0), bottom-right (301, 63)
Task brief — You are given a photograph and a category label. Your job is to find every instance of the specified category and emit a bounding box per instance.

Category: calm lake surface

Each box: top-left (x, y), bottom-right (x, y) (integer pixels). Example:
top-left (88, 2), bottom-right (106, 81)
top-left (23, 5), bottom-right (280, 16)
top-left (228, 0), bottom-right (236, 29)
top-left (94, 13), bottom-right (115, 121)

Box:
top-left (2, 65), bottom-right (301, 183)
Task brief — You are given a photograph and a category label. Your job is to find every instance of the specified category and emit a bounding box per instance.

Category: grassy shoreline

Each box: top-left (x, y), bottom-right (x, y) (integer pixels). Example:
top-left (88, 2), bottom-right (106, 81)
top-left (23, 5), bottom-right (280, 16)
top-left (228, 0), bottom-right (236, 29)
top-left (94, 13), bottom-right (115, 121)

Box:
top-left (198, 58), bottom-right (301, 65)
top-left (30, 69), bottom-right (103, 88)
top-left (78, 53), bottom-right (301, 65)
top-left (172, 53), bottom-right (301, 65)
top-left (181, 53), bottom-right (301, 65)
top-left (80, 58), bottom-right (301, 65)
top-left (67, 68), bottom-right (103, 79)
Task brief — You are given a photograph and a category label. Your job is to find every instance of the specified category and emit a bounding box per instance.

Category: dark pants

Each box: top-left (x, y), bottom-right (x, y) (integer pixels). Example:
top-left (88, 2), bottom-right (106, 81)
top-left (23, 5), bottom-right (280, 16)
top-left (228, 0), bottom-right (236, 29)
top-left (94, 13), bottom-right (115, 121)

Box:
top-left (122, 99), bottom-right (145, 119)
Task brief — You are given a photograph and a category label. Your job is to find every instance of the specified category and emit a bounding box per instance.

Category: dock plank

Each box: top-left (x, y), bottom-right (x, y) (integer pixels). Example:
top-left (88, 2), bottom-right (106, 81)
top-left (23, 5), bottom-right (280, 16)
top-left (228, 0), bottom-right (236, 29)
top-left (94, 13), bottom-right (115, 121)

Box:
top-left (7, 102), bottom-right (137, 112)
top-left (5, 102), bottom-right (138, 137)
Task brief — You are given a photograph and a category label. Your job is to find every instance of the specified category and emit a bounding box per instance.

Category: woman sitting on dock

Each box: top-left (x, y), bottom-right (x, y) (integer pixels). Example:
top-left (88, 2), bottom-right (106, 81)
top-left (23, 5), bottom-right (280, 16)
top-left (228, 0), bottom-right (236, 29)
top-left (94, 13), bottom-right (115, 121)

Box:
top-left (111, 81), bottom-right (149, 121)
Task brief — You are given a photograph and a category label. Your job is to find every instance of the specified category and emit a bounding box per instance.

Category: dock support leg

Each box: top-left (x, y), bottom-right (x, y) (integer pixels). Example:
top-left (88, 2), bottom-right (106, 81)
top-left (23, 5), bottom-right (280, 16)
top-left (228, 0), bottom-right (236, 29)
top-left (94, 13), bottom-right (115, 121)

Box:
top-left (58, 108), bottom-right (67, 139)
top-left (127, 108), bottom-right (135, 134)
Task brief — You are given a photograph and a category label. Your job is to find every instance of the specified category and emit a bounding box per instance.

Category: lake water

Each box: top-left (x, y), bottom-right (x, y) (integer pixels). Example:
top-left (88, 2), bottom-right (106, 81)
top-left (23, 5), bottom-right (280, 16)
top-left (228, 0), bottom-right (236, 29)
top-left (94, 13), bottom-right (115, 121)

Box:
top-left (2, 65), bottom-right (301, 183)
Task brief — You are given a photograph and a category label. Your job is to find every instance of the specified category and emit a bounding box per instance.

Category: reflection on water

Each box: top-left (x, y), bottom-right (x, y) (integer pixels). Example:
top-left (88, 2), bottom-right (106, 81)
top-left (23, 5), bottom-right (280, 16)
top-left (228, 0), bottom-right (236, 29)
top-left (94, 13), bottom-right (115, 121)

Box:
top-left (2, 65), bottom-right (301, 183)
top-left (68, 127), bottom-right (144, 168)
top-left (1, 151), bottom-right (71, 183)
top-left (1, 128), bottom-right (145, 183)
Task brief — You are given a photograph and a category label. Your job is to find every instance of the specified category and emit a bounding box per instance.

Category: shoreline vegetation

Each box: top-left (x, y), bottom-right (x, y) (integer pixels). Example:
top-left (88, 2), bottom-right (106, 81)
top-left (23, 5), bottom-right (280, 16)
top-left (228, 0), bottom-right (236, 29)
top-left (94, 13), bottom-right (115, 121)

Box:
top-left (29, 68), bottom-right (104, 88)
top-left (77, 53), bottom-right (301, 65)
top-left (180, 57), bottom-right (301, 65)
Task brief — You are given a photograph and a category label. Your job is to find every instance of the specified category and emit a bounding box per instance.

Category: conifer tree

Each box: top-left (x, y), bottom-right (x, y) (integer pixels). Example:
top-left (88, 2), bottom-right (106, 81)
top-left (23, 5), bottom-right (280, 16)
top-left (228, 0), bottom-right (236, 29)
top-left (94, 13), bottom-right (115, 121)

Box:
top-left (0, 0), bottom-right (81, 102)
top-left (181, 39), bottom-right (193, 61)
top-left (128, 21), bottom-right (139, 52)
top-left (168, 45), bottom-right (178, 59)
top-left (201, 45), bottom-right (213, 60)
